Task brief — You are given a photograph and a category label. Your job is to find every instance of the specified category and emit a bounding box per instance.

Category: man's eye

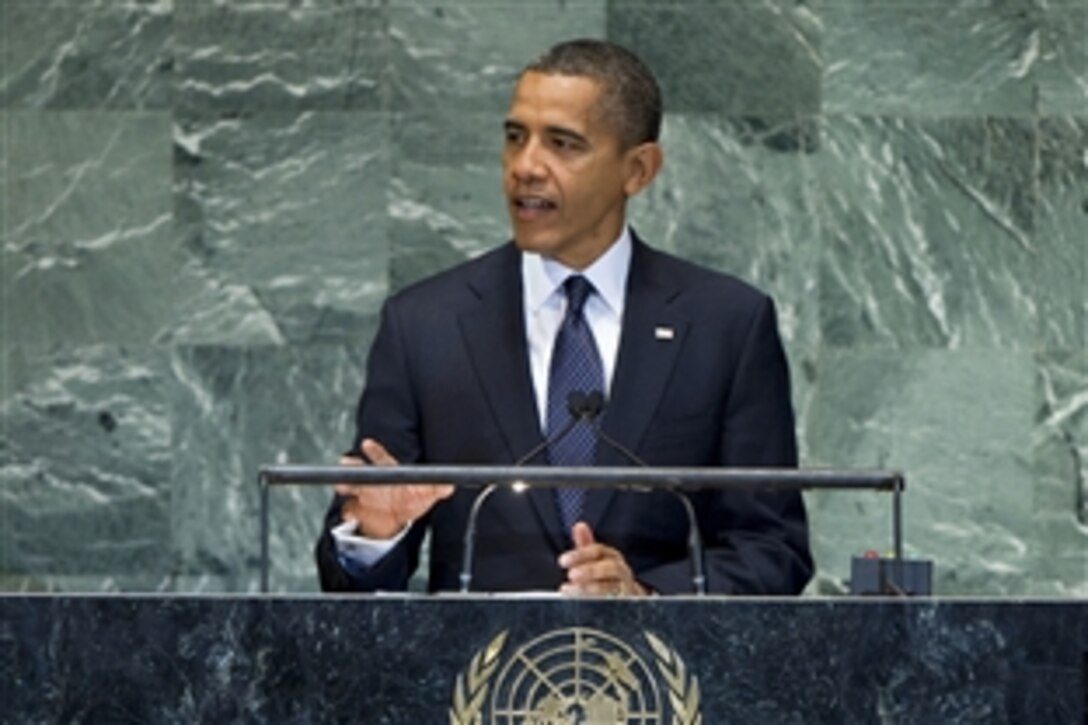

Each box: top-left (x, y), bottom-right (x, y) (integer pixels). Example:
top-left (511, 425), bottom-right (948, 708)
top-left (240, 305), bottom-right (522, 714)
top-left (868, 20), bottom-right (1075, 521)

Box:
top-left (505, 129), bottom-right (524, 144)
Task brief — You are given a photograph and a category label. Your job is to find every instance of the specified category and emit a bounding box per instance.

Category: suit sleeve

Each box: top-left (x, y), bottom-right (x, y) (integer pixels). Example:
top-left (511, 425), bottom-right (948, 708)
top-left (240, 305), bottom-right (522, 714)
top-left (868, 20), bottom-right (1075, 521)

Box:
top-left (639, 295), bottom-right (813, 595)
top-left (314, 298), bottom-right (430, 592)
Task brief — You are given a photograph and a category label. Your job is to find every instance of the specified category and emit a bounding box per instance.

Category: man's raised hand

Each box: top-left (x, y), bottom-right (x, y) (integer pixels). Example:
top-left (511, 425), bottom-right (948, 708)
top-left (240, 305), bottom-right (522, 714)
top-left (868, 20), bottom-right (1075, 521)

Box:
top-left (335, 439), bottom-right (454, 540)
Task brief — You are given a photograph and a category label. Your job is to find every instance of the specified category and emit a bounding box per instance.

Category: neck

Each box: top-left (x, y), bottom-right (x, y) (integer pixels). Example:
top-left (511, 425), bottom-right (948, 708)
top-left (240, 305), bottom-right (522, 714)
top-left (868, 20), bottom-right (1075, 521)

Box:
top-left (552, 220), bottom-right (627, 271)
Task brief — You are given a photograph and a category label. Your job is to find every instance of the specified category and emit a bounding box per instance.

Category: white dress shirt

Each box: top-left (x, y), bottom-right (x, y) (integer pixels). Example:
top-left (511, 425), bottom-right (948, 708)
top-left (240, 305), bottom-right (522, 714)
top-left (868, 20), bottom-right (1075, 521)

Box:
top-left (522, 226), bottom-right (630, 425)
top-left (333, 228), bottom-right (634, 567)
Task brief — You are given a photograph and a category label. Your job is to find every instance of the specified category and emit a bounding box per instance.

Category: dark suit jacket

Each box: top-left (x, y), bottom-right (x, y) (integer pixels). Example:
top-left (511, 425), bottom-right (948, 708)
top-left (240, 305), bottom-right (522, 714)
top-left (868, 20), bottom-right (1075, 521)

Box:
top-left (315, 234), bottom-right (813, 595)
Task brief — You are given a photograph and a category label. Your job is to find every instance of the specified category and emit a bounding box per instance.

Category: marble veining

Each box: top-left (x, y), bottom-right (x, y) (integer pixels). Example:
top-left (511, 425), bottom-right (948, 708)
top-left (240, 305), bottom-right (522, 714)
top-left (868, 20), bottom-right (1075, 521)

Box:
top-left (610, 2), bottom-right (821, 116)
top-left (171, 111), bottom-right (389, 344)
top-left (3, 112), bottom-right (177, 346)
top-left (815, 117), bottom-right (1040, 350)
top-left (174, 5), bottom-right (387, 111)
top-left (1, 1), bottom-right (1085, 596)
top-left (1, 347), bottom-right (172, 586)
top-left (823, 1), bottom-right (1071, 116)
top-left (0, 4), bottom-right (171, 110)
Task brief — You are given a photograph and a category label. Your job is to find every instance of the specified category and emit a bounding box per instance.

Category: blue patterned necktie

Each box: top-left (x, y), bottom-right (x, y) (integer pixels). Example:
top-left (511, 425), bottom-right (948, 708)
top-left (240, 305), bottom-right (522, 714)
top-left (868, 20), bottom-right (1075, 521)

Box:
top-left (547, 275), bottom-right (604, 532)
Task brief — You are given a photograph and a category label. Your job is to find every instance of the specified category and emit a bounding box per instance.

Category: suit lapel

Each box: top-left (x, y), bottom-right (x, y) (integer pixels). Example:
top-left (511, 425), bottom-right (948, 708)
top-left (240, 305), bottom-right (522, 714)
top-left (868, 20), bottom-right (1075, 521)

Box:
top-left (581, 238), bottom-right (690, 531)
top-left (458, 244), bottom-right (541, 462)
top-left (457, 244), bottom-right (568, 551)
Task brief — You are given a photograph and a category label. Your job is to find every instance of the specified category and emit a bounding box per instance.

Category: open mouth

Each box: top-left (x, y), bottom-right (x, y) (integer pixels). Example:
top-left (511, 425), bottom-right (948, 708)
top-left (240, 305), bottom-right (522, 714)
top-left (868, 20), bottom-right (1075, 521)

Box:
top-left (513, 196), bottom-right (557, 218)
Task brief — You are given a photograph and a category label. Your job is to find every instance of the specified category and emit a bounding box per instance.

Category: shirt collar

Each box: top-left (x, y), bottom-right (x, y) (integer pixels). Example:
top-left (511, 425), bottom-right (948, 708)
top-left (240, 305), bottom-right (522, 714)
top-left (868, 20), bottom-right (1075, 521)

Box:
top-left (522, 226), bottom-right (632, 316)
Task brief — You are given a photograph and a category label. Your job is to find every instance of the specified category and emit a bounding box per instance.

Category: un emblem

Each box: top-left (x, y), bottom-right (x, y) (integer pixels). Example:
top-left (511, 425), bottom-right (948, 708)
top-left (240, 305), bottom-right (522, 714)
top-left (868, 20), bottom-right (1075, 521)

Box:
top-left (449, 627), bottom-right (701, 724)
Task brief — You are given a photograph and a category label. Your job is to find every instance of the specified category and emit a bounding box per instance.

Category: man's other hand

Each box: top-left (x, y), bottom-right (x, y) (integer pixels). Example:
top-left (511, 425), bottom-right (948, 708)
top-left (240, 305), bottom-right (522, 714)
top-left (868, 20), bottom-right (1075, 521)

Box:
top-left (558, 522), bottom-right (648, 597)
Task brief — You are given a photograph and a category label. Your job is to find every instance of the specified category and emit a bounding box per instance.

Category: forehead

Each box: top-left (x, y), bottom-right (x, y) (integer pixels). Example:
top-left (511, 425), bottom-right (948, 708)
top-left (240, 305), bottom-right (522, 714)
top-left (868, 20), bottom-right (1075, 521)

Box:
top-left (506, 71), bottom-right (607, 132)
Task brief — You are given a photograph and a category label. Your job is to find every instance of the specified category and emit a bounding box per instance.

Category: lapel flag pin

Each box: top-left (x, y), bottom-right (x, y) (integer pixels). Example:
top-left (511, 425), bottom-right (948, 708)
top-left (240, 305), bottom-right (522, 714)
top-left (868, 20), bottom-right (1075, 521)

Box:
top-left (654, 326), bottom-right (674, 340)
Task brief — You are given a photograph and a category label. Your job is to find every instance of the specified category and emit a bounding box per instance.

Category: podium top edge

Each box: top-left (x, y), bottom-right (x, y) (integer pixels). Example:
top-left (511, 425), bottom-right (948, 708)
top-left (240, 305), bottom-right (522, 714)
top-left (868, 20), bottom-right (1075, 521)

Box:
top-left (257, 464), bottom-right (904, 491)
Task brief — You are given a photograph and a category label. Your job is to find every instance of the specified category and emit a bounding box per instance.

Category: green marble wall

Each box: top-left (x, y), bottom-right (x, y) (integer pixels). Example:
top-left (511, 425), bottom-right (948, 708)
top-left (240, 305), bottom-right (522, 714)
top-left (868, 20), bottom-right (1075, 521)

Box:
top-left (1, 0), bottom-right (1084, 595)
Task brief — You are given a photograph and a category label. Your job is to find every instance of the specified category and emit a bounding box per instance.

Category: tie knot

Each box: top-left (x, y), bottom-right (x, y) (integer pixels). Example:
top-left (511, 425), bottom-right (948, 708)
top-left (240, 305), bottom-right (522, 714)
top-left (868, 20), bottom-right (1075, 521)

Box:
top-left (563, 275), bottom-right (594, 318)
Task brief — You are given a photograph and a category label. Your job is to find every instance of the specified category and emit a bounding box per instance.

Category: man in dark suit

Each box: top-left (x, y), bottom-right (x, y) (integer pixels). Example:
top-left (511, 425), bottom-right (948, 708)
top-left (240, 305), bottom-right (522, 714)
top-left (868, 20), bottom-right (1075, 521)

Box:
top-left (315, 39), bottom-right (812, 596)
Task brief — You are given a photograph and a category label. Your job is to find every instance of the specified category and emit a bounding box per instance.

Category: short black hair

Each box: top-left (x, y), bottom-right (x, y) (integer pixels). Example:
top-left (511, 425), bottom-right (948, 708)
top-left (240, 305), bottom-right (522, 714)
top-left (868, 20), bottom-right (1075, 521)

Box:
top-left (522, 39), bottom-right (663, 149)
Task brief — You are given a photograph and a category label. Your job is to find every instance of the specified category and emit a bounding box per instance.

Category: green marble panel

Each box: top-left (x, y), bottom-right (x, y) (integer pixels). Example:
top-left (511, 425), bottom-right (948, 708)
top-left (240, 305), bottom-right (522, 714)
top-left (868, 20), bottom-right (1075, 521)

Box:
top-left (168, 343), bottom-right (369, 593)
top-left (0, 574), bottom-right (176, 594)
top-left (1037, 6), bottom-right (1088, 114)
top-left (0, 0), bottom-right (1082, 599)
top-left (387, 1), bottom-right (606, 113)
top-left (815, 116), bottom-right (1038, 349)
top-left (798, 348), bottom-right (905, 594)
top-left (0, 345), bottom-right (172, 585)
top-left (174, 5), bottom-right (387, 111)
top-left (806, 308), bottom-right (1039, 596)
top-left (802, 349), bottom-right (1044, 595)
top-left (608, 1), bottom-right (821, 115)
top-left (786, 349), bottom-right (818, 466)
top-left (34, 1), bottom-right (169, 5)
top-left (3, 112), bottom-right (179, 346)
top-left (629, 114), bottom-right (821, 350)
top-left (894, 351), bottom-right (1037, 595)
top-left (1, 112), bottom-right (7, 383)
top-left (823, 1), bottom-right (1044, 115)
top-left (389, 112), bottom-right (509, 291)
top-left (170, 111), bottom-right (389, 344)
top-left (1033, 351), bottom-right (1088, 596)
top-left (1036, 117), bottom-right (1087, 353)
top-left (0, 3), bottom-right (171, 109)
top-left (174, 0), bottom-right (381, 5)
top-left (800, 348), bottom-right (903, 470)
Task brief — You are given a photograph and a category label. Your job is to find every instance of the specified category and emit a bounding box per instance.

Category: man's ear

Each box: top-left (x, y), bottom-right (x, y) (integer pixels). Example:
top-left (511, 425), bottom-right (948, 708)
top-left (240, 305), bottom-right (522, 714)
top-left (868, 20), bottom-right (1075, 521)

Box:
top-left (623, 141), bottom-right (664, 197)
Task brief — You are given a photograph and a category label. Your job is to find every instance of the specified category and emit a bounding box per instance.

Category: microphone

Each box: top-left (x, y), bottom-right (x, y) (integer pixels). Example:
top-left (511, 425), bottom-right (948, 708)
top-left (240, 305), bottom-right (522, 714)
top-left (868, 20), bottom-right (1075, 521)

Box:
top-left (581, 391), bottom-right (707, 596)
top-left (459, 391), bottom-right (602, 593)
top-left (569, 390), bottom-right (604, 420)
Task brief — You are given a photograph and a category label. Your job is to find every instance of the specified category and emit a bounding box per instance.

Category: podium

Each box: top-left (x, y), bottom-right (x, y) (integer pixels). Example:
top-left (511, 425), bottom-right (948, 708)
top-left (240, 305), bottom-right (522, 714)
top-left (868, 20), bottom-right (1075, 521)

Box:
top-left (2, 595), bottom-right (1085, 722)
top-left (11, 466), bottom-right (1077, 721)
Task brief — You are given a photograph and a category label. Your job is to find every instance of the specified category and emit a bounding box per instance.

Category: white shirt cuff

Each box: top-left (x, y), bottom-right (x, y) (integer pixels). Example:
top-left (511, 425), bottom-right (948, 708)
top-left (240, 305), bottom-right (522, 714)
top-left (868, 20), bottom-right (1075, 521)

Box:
top-left (331, 518), bottom-right (410, 568)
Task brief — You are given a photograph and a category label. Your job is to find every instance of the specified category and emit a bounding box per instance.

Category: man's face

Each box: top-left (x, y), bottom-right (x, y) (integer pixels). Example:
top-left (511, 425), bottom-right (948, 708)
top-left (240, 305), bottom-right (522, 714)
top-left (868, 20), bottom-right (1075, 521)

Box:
top-left (502, 71), bottom-right (637, 270)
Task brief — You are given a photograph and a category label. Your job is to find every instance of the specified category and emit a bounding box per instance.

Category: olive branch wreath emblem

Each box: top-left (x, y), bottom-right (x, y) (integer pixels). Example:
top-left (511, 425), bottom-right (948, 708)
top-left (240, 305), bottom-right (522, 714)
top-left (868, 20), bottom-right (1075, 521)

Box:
top-left (449, 630), bottom-right (508, 725)
top-left (644, 631), bottom-right (702, 725)
top-left (448, 629), bottom-right (701, 724)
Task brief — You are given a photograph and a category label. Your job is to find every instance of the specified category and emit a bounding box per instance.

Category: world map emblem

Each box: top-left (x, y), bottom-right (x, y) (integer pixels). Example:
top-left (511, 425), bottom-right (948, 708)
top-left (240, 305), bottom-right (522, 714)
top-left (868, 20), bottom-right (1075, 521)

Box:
top-left (449, 626), bottom-right (701, 724)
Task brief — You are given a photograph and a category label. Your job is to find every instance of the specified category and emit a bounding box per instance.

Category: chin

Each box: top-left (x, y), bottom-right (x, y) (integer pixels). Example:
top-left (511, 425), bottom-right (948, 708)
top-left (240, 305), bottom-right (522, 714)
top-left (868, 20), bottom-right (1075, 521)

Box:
top-left (512, 232), bottom-right (559, 256)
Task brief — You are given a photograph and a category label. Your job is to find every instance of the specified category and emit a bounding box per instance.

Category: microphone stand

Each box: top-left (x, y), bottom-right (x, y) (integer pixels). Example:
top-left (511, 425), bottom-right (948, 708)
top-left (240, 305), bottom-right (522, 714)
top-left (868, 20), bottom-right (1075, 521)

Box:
top-left (458, 484), bottom-right (502, 593)
top-left (582, 393), bottom-right (707, 596)
top-left (458, 394), bottom-right (590, 593)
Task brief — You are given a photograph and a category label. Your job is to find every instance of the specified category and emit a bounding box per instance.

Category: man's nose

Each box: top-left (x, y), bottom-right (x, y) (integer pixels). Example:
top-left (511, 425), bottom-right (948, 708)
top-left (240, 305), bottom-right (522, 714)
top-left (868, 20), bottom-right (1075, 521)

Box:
top-left (510, 139), bottom-right (545, 180)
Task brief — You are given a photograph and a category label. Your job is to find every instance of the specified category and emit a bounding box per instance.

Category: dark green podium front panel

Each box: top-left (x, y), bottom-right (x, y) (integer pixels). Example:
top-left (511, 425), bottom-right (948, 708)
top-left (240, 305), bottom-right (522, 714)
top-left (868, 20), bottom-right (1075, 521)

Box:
top-left (2, 596), bottom-right (1085, 723)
